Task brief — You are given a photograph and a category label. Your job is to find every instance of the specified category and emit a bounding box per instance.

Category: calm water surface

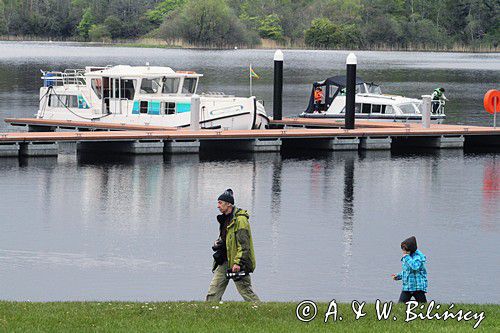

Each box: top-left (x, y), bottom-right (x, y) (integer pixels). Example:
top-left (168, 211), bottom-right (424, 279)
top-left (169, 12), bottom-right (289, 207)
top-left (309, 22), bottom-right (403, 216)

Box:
top-left (0, 42), bottom-right (498, 303)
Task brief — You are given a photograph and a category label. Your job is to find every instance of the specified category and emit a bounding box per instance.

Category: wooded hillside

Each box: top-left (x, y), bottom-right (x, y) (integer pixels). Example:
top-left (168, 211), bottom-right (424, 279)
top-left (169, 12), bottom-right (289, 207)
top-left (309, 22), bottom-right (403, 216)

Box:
top-left (0, 0), bottom-right (497, 50)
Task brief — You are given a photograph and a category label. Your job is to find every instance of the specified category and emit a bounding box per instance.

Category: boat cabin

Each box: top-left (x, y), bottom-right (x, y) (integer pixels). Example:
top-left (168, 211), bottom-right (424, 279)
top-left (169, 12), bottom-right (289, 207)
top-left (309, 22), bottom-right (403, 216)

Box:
top-left (304, 75), bottom-right (381, 113)
top-left (41, 65), bottom-right (202, 115)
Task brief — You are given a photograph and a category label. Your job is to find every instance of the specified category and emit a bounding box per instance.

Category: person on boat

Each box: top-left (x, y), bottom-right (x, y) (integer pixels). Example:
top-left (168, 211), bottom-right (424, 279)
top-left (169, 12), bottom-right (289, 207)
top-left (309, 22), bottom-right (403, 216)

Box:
top-left (206, 189), bottom-right (260, 302)
top-left (431, 87), bottom-right (449, 113)
top-left (314, 87), bottom-right (324, 112)
top-left (391, 236), bottom-right (428, 303)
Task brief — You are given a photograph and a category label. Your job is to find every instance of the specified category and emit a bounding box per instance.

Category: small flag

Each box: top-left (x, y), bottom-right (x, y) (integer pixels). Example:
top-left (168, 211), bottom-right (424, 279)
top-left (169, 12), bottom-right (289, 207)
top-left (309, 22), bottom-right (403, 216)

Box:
top-left (250, 65), bottom-right (259, 79)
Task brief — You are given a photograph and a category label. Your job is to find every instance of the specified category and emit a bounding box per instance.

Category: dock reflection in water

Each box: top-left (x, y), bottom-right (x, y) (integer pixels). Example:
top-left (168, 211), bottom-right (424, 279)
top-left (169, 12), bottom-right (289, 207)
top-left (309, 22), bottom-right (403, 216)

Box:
top-left (342, 154), bottom-right (355, 288)
top-left (0, 150), bottom-right (499, 303)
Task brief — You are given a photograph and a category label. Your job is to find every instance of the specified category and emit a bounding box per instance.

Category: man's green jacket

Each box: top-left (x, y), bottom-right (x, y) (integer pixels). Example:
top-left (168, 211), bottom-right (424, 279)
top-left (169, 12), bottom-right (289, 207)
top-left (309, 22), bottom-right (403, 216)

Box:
top-left (225, 208), bottom-right (256, 273)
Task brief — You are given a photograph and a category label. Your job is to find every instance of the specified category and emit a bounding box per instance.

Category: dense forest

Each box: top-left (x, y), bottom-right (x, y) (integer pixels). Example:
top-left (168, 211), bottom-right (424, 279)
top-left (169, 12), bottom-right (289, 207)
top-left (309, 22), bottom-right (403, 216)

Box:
top-left (0, 0), bottom-right (498, 50)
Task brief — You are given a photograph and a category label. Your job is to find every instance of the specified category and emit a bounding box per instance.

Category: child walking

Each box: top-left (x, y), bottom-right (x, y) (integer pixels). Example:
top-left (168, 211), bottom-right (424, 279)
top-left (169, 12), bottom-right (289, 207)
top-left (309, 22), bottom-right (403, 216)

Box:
top-left (391, 236), bottom-right (428, 303)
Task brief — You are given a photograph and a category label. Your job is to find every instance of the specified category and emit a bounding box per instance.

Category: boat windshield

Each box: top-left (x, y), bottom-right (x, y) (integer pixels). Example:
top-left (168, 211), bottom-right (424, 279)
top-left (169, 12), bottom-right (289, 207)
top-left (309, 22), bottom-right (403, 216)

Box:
top-left (398, 103), bottom-right (419, 114)
top-left (357, 83), bottom-right (382, 94)
top-left (140, 78), bottom-right (161, 94)
top-left (162, 77), bottom-right (180, 94)
top-left (355, 84), bottom-right (365, 94)
top-left (366, 83), bottom-right (382, 94)
top-left (415, 101), bottom-right (425, 114)
top-left (182, 78), bottom-right (197, 94)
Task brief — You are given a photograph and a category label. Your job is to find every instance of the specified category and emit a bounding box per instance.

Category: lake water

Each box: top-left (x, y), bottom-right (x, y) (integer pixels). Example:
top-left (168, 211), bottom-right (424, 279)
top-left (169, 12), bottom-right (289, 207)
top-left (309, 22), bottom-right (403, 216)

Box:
top-left (0, 42), bottom-right (498, 303)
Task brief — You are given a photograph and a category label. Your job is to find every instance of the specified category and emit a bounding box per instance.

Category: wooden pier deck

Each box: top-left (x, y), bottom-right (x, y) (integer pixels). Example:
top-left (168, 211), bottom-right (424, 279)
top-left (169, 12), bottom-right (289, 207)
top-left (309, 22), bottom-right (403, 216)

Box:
top-left (270, 117), bottom-right (409, 128)
top-left (1, 124), bottom-right (499, 141)
top-left (1, 117), bottom-right (499, 156)
top-left (4, 118), bottom-right (177, 131)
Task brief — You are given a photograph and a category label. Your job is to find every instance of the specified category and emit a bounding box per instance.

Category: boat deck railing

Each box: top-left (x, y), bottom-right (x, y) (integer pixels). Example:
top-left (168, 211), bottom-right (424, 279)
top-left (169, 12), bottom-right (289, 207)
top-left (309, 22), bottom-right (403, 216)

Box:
top-left (431, 100), bottom-right (446, 115)
top-left (202, 92), bottom-right (230, 97)
top-left (42, 69), bottom-right (86, 87)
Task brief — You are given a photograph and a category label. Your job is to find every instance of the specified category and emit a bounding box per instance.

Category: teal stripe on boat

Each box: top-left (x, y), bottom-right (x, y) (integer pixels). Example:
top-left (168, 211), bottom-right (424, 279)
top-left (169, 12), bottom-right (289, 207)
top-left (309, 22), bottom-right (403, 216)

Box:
top-left (148, 100), bottom-right (161, 115)
top-left (132, 101), bottom-right (140, 114)
top-left (177, 102), bottom-right (191, 113)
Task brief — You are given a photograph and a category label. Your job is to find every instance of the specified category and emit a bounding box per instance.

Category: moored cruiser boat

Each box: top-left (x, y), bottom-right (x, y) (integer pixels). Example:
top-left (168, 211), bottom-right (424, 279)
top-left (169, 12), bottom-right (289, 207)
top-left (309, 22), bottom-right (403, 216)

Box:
top-left (38, 65), bottom-right (269, 130)
top-left (299, 76), bottom-right (446, 123)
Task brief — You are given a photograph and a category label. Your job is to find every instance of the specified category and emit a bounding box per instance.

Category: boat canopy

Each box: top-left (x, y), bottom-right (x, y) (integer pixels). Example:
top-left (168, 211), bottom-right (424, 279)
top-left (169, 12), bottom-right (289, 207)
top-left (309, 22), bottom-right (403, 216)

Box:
top-left (315, 75), bottom-right (364, 88)
top-left (305, 75), bottom-right (364, 113)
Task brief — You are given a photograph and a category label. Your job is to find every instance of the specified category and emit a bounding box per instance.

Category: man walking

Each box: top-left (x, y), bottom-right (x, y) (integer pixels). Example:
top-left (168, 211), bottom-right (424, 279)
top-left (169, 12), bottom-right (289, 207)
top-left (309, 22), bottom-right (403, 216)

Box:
top-left (206, 189), bottom-right (260, 302)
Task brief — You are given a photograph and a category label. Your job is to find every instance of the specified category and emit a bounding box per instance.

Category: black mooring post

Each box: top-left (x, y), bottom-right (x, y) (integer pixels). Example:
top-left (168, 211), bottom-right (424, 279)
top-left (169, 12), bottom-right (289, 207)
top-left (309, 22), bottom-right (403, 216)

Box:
top-left (273, 50), bottom-right (284, 122)
top-left (345, 53), bottom-right (357, 130)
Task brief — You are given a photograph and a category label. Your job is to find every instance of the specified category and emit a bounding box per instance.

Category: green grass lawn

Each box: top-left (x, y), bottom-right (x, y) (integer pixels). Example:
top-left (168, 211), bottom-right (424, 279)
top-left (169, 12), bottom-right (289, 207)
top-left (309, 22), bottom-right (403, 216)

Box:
top-left (0, 301), bottom-right (498, 332)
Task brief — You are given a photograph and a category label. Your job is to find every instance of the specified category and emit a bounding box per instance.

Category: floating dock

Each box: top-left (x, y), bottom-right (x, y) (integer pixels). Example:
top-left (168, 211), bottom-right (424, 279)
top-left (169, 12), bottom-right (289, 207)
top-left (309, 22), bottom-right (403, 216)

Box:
top-left (1, 117), bottom-right (499, 157)
top-left (5, 118), bottom-right (177, 132)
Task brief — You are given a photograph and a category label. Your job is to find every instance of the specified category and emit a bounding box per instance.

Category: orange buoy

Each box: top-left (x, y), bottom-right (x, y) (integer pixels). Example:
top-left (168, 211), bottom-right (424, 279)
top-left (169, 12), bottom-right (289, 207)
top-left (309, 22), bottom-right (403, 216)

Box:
top-left (483, 89), bottom-right (500, 114)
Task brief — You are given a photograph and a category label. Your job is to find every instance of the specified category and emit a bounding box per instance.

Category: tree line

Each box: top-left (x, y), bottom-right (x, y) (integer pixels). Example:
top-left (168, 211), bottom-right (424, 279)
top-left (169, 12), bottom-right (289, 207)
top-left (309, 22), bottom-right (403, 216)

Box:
top-left (0, 0), bottom-right (498, 50)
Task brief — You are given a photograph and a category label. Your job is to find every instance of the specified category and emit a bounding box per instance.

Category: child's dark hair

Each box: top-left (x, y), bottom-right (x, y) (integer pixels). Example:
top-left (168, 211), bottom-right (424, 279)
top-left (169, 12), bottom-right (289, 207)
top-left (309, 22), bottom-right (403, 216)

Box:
top-left (401, 236), bottom-right (418, 254)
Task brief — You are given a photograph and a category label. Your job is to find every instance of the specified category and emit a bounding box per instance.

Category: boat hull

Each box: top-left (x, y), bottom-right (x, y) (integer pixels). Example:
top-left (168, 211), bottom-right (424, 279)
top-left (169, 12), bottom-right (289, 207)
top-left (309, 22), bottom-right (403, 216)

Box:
top-left (299, 112), bottom-right (446, 124)
top-left (38, 109), bottom-right (269, 130)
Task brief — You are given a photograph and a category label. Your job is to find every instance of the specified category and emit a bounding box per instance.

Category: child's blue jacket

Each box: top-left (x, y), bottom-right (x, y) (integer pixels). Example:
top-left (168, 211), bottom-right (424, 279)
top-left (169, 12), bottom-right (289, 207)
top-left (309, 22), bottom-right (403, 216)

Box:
top-left (395, 249), bottom-right (428, 292)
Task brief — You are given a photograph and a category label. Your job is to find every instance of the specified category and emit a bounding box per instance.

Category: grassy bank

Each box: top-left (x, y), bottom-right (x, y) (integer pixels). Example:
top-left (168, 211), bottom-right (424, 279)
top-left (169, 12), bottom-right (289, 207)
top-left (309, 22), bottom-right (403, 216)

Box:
top-left (0, 301), bottom-right (498, 332)
top-left (1, 36), bottom-right (499, 53)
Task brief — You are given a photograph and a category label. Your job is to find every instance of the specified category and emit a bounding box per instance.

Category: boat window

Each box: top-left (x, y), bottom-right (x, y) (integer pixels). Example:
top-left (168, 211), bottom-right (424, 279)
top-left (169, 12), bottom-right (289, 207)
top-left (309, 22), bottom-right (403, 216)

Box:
top-left (373, 85), bottom-right (381, 94)
top-left (182, 78), bottom-right (197, 94)
top-left (355, 103), bottom-right (361, 113)
top-left (102, 77), bottom-right (112, 99)
top-left (366, 84), bottom-right (382, 94)
top-left (398, 103), bottom-right (417, 114)
top-left (48, 94), bottom-right (79, 108)
top-left (111, 79), bottom-right (136, 100)
top-left (381, 105), bottom-right (387, 114)
top-left (361, 104), bottom-right (371, 114)
top-left (385, 106), bottom-right (395, 114)
top-left (140, 78), bottom-right (161, 94)
top-left (162, 78), bottom-right (180, 94)
top-left (140, 101), bottom-right (148, 114)
top-left (371, 105), bottom-right (381, 113)
top-left (340, 103), bottom-right (361, 114)
top-left (91, 79), bottom-right (103, 99)
top-left (415, 101), bottom-right (424, 114)
top-left (356, 84), bottom-right (366, 94)
top-left (120, 79), bottom-right (136, 100)
top-left (329, 85), bottom-right (339, 97)
top-left (162, 102), bottom-right (176, 115)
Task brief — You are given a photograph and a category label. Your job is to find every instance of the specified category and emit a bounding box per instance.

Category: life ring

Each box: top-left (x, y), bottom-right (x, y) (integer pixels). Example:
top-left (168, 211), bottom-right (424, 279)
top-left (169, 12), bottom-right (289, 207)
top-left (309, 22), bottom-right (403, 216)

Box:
top-left (484, 89), bottom-right (500, 114)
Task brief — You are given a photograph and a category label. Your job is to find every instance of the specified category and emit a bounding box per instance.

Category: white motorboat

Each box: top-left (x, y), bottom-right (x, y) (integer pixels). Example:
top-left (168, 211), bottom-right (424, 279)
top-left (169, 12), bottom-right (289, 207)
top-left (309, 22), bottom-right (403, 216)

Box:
top-left (299, 76), bottom-right (446, 123)
top-left (37, 65), bottom-right (269, 130)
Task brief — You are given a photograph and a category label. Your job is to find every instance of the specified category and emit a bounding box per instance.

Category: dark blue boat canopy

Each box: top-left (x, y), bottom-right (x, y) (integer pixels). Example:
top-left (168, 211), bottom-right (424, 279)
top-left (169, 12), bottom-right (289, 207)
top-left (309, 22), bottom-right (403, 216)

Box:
top-left (313, 75), bottom-right (364, 88)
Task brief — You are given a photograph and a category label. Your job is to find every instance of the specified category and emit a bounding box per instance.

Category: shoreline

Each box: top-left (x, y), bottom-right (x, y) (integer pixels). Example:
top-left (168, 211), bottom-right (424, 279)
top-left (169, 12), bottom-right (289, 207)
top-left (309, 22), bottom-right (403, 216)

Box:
top-left (1, 37), bottom-right (499, 54)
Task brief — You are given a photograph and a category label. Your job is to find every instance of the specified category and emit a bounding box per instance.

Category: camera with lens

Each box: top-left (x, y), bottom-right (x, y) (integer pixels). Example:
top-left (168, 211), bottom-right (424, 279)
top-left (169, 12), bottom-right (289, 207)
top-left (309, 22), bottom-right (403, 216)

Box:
top-left (225, 269), bottom-right (249, 281)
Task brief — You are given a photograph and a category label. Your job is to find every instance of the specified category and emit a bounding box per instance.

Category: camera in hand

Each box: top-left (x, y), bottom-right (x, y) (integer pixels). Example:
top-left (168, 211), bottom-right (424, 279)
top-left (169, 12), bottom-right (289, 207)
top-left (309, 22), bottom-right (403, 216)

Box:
top-left (225, 269), bottom-right (249, 281)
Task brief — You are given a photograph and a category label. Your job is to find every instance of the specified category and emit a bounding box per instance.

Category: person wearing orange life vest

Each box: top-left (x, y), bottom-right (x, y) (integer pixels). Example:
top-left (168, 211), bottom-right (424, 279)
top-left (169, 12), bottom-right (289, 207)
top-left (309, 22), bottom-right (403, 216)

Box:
top-left (314, 87), bottom-right (324, 112)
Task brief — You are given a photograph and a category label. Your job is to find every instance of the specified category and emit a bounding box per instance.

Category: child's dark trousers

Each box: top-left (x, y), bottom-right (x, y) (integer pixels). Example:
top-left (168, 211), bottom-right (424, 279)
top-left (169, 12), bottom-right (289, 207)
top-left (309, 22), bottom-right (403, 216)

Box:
top-left (398, 290), bottom-right (427, 303)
